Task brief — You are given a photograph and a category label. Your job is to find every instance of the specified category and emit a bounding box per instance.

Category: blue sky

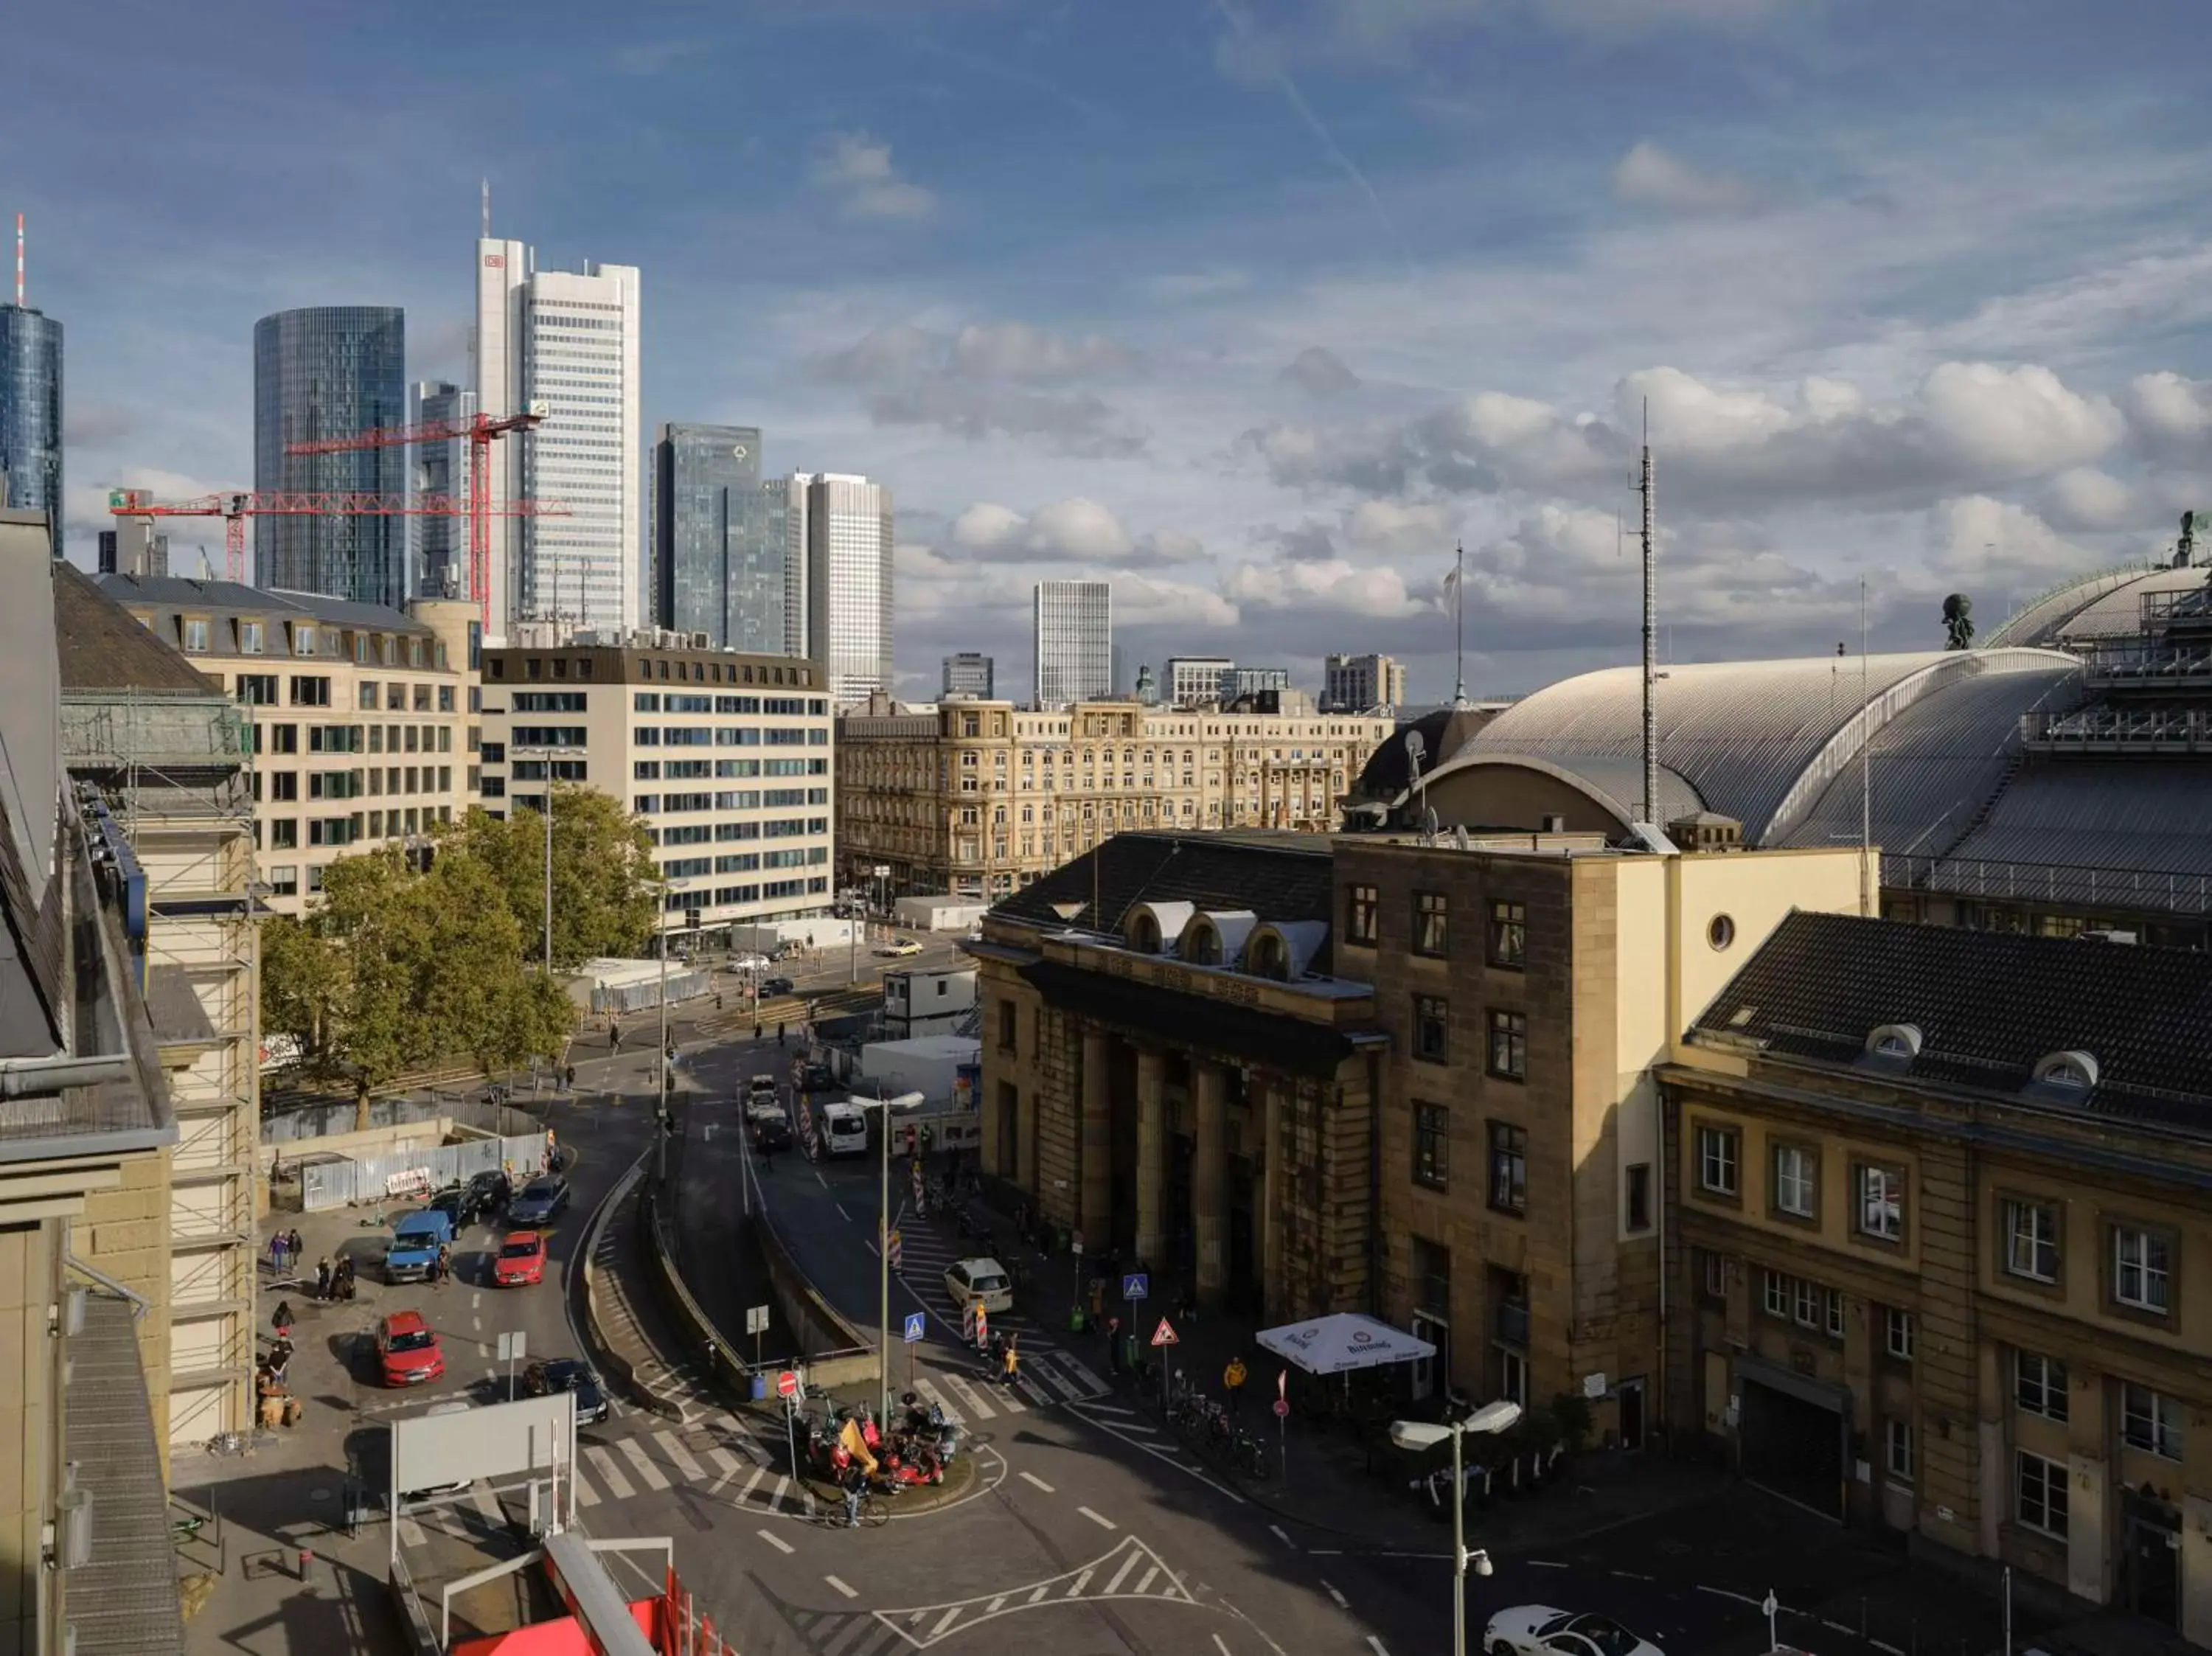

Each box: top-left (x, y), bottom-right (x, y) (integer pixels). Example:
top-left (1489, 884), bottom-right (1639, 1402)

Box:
top-left (13, 0), bottom-right (2212, 699)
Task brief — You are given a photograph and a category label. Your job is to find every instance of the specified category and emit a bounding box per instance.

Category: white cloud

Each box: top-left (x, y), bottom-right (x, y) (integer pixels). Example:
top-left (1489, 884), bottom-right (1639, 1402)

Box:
top-left (1928, 495), bottom-right (2095, 583)
top-left (2037, 467), bottom-right (2140, 533)
top-left (1611, 142), bottom-right (1756, 215)
top-left (811, 132), bottom-right (937, 220)
top-left (1223, 556), bottom-right (1425, 619)
top-left (947, 497), bottom-right (1202, 566)
top-left (1142, 268), bottom-right (1253, 303)
top-left (950, 322), bottom-right (1138, 383)
top-left (1281, 346), bottom-right (1360, 398)
top-left (2121, 370), bottom-right (2212, 462)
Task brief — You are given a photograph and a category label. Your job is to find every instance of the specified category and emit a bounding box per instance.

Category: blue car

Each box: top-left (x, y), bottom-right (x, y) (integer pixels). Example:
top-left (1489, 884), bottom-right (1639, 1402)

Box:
top-left (507, 1175), bottom-right (570, 1226)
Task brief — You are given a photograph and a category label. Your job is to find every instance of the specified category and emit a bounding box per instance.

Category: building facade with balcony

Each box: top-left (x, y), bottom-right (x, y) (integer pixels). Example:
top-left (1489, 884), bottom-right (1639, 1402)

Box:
top-left (57, 564), bottom-right (262, 1460)
top-left (478, 635), bottom-right (834, 939)
top-left (1663, 912), bottom-right (2212, 1646)
top-left (93, 575), bottom-right (479, 916)
top-left (835, 697), bottom-right (1392, 902)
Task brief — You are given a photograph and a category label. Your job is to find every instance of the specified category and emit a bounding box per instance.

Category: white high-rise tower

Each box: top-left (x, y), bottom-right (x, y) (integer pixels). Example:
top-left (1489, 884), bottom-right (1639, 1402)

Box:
top-left (474, 236), bottom-right (641, 639)
top-left (1033, 580), bottom-right (1111, 708)
top-left (793, 472), bottom-right (894, 705)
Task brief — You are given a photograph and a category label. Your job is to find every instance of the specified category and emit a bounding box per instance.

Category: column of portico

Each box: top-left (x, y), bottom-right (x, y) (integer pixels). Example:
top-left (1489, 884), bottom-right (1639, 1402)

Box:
top-left (1193, 1060), bottom-right (1227, 1308)
top-left (1259, 1076), bottom-right (1284, 1321)
top-left (1134, 1048), bottom-right (1166, 1271)
top-left (1079, 1027), bottom-right (1113, 1250)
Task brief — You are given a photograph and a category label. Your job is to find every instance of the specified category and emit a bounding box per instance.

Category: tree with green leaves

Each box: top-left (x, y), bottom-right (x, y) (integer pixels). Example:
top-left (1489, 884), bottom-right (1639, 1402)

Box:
top-left (260, 844), bottom-right (576, 1130)
top-left (437, 786), bottom-right (660, 970)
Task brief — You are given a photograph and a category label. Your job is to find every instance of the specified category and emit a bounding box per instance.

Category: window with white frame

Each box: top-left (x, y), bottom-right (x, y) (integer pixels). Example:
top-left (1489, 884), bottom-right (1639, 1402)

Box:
top-left (1793, 1277), bottom-right (1821, 1329)
top-left (2014, 1351), bottom-right (2068, 1421)
top-left (1762, 1269), bottom-right (1787, 1318)
top-left (1773, 1144), bottom-right (1818, 1219)
top-left (1702, 1250), bottom-right (1727, 1301)
top-left (2016, 1450), bottom-right (2068, 1537)
top-left (1825, 1288), bottom-right (1846, 1339)
top-left (1697, 1125), bottom-right (1739, 1197)
top-left (2112, 1225), bottom-right (2171, 1314)
top-left (2122, 1384), bottom-right (2184, 1461)
top-left (2003, 1198), bottom-right (2060, 1283)
top-left (1885, 1418), bottom-right (1914, 1482)
top-left (1857, 1164), bottom-right (1905, 1241)
top-left (1885, 1307), bottom-right (1915, 1361)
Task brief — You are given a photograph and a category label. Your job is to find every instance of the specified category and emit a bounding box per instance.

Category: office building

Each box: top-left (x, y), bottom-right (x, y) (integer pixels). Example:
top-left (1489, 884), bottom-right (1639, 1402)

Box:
top-left (1324, 652), bottom-right (1408, 713)
top-left (942, 652), bottom-right (995, 699)
top-left (0, 279), bottom-right (63, 560)
top-left (1165, 655), bottom-right (1235, 707)
top-left (92, 575), bottom-right (479, 917)
top-left (796, 472), bottom-right (892, 704)
top-left (96, 522), bottom-right (168, 578)
top-left (478, 636), bottom-right (835, 939)
top-left (474, 238), bottom-right (642, 638)
top-left (408, 380), bottom-right (476, 600)
top-left (836, 697), bottom-right (1391, 900)
top-left (1668, 914), bottom-right (2212, 1640)
top-left (0, 509), bottom-right (187, 1656)
top-left (252, 306), bottom-right (408, 606)
top-left (55, 563), bottom-right (260, 1460)
top-left (1224, 665), bottom-right (1291, 701)
top-left (654, 424), bottom-right (793, 656)
top-left (1034, 580), bottom-right (1110, 709)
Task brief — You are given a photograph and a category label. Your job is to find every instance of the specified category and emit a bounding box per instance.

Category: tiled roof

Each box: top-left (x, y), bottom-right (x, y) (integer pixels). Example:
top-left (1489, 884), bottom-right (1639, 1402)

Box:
top-left (52, 563), bottom-right (214, 694)
top-left (992, 830), bottom-right (1336, 966)
top-left (1693, 911), bottom-right (2212, 1126)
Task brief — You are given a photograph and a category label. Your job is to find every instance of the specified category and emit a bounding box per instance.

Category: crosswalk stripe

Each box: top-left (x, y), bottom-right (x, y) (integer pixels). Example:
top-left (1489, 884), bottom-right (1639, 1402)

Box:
top-left (570, 1464), bottom-right (600, 1507)
top-left (1065, 1567), bottom-right (1093, 1598)
top-left (994, 1380), bottom-right (1029, 1413)
top-left (770, 1472), bottom-right (791, 1510)
top-left (397, 1514), bottom-right (427, 1548)
top-left (1135, 1566), bottom-right (1158, 1594)
top-left (470, 1485), bottom-right (504, 1527)
top-left (738, 1466), bottom-right (767, 1506)
top-left (1029, 1363), bottom-right (1084, 1401)
top-left (703, 1444), bottom-right (742, 1491)
top-left (913, 1377), bottom-right (961, 1424)
top-left (585, 1445), bottom-right (636, 1500)
top-left (1015, 1378), bottom-right (1053, 1408)
top-left (616, 1436), bottom-right (672, 1491)
top-left (1049, 1351), bottom-right (1107, 1393)
top-left (942, 1373), bottom-right (995, 1419)
top-left (1105, 1551), bottom-right (1141, 1594)
top-left (653, 1430), bottom-right (707, 1482)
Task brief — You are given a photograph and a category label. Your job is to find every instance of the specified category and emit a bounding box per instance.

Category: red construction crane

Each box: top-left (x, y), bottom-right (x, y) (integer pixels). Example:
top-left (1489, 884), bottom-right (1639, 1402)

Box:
top-left (285, 406), bottom-right (551, 631)
top-left (104, 488), bottom-right (567, 601)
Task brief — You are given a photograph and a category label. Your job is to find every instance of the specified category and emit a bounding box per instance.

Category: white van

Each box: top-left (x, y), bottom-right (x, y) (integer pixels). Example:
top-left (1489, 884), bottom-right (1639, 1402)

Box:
top-left (819, 1101), bottom-right (869, 1157)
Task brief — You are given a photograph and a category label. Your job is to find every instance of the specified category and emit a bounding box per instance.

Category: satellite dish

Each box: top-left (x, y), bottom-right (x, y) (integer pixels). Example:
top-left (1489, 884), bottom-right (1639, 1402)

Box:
top-left (1403, 730), bottom-right (1427, 768)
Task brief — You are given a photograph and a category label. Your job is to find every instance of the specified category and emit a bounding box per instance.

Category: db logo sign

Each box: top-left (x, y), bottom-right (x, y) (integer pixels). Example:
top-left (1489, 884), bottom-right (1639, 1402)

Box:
top-left (483, 254), bottom-right (505, 268)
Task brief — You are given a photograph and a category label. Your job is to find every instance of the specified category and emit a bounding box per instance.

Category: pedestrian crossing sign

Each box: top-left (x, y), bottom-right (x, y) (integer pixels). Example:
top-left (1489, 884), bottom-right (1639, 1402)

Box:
top-left (903, 1312), bottom-right (926, 1344)
top-left (1150, 1318), bottom-right (1179, 1348)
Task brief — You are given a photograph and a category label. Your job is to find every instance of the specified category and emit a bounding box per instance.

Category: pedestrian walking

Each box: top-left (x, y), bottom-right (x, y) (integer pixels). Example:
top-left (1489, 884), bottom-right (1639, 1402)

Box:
top-left (1224, 1353), bottom-right (1248, 1416)
top-left (268, 1234), bottom-right (285, 1273)
top-left (272, 1300), bottom-right (294, 1339)
top-left (435, 1242), bottom-right (452, 1288)
top-left (287, 1228), bottom-right (304, 1266)
top-left (1001, 1332), bottom-right (1021, 1389)
top-left (564, 1063), bottom-right (576, 1090)
top-left (608, 1020), bottom-right (622, 1053)
top-left (776, 1022), bottom-right (787, 1047)
top-left (1105, 1314), bottom-right (1122, 1371)
top-left (315, 1256), bottom-right (332, 1301)
top-left (1088, 1276), bottom-right (1105, 1324)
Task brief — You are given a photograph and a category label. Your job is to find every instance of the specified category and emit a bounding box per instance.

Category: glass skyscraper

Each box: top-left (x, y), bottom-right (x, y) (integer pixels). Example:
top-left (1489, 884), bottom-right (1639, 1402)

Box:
top-left (653, 423), bottom-right (792, 655)
top-left (1034, 580), bottom-right (1112, 708)
top-left (0, 299), bottom-right (63, 559)
top-left (408, 380), bottom-right (475, 601)
top-left (797, 473), bottom-right (894, 705)
top-left (254, 306), bottom-right (407, 605)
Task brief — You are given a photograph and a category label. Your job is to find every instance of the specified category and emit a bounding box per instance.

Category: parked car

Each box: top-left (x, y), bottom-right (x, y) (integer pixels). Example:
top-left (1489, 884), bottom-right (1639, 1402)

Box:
top-left (507, 1175), bottom-right (571, 1226)
top-left (467, 1169), bottom-right (512, 1217)
top-left (819, 1101), bottom-right (869, 1156)
top-left (519, 1357), bottom-right (610, 1425)
top-left (799, 1062), bottom-right (835, 1091)
top-left (759, 975), bottom-right (795, 998)
top-left (1485, 1610), bottom-right (1661, 1656)
top-left (377, 1310), bottom-right (446, 1387)
top-left (384, 1209), bottom-right (455, 1284)
top-left (944, 1256), bottom-right (1015, 1315)
top-left (493, 1230), bottom-right (547, 1287)
top-left (874, 939), bottom-right (924, 959)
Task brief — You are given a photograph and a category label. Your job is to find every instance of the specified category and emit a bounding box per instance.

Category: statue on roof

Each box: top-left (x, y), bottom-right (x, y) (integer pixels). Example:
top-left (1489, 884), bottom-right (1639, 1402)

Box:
top-left (1941, 592), bottom-right (1974, 651)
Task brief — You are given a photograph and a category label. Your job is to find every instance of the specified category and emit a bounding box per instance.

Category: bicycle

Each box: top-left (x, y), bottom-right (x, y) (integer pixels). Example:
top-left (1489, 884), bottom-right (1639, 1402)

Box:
top-left (822, 1492), bottom-right (889, 1530)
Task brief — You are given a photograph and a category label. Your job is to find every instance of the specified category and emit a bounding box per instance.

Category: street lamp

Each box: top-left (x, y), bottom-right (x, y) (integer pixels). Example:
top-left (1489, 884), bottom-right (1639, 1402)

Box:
top-left (1389, 1399), bottom-right (1521, 1656)
top-left (870, 1089), bottom-right (927, 1433)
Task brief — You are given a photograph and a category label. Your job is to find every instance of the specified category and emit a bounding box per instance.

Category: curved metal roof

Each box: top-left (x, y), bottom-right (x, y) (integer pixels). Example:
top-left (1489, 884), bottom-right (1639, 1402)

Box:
top-left (1461, 649), bottom-right (2079, 842)
top-left (1983, 563), bottom-right (2204, 648)
top-left (1937, 759), bottom-right (2212, 890)
top-left (1418, 750), bottom-right (1704, 829)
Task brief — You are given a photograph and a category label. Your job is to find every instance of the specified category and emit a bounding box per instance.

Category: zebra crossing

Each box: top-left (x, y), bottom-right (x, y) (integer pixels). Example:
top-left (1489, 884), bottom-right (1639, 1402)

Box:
top-left (392, 1409), bottom-right (807, 1548)
top-left (779, 1536), bottom-right (1197, 1652)
top-left (906, 1345), bottom-right (1110, 1423)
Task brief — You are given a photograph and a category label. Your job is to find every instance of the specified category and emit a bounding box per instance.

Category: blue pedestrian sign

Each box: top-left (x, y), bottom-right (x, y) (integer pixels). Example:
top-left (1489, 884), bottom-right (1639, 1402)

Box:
top-left (902, 1312), bottom-right (927, 1344)
top-left (1122, 1272), bottom-right (1150, 1301)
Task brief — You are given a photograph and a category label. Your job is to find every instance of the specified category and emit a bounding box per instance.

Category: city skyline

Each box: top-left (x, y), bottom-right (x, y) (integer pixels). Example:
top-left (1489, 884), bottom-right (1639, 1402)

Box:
top-left (12, 1), bottom-right (2212, 700)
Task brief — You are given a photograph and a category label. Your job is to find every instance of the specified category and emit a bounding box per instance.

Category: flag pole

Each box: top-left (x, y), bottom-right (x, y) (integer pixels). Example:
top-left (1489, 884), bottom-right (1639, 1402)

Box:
top-left (1451, 542), bottom-right (1468, 709)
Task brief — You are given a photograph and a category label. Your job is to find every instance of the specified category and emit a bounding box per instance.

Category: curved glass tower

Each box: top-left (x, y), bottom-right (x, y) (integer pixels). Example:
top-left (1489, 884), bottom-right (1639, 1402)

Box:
top-left (0, 301), bottom-right (63, 558)
top-left (254, 306), bottom-right (406, 604)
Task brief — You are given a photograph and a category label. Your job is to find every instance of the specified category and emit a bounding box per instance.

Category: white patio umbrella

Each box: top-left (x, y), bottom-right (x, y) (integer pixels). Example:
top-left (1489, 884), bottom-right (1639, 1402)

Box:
top-left (1256, 1312), bottom-right (1436, 1376)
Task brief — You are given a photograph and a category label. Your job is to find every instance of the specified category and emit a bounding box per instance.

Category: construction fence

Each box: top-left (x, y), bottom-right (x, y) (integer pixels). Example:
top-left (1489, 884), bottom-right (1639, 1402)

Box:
top-left (296, 1131), bottom-right (553, 1213)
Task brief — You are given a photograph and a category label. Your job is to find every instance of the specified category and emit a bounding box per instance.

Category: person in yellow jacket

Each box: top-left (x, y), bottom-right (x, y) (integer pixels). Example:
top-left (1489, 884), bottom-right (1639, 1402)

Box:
top-left (1224, 1354), bottom-right (1249, 1416)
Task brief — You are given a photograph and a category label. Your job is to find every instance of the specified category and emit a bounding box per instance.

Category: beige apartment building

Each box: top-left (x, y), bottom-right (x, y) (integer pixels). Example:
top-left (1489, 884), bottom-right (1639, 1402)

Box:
top-left (838, 697), bottom-right (1393, 901)
top-left (94, 575), bottom-right (480, 915)
top-left (478, 633), bottom-right (835, 939)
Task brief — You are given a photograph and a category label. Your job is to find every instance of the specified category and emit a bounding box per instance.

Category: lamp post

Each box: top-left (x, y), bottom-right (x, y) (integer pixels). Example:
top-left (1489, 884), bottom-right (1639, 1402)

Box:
top-left (873, 1090), bottom-right (926, 1432)
top-left (1389, 1400), bottom-right (1521, 1656)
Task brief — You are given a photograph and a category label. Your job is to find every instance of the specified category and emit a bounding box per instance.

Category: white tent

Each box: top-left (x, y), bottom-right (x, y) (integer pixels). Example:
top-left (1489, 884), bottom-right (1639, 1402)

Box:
top-left (1256, 1312), bottom-right (1436, 1376)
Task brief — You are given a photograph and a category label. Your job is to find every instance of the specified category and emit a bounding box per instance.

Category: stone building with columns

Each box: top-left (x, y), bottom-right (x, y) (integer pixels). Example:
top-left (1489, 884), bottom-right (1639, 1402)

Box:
top-left (970, 824), bottom-right (1872, 1441)
top-left (1665, 913), bottom-right (2212, 1644)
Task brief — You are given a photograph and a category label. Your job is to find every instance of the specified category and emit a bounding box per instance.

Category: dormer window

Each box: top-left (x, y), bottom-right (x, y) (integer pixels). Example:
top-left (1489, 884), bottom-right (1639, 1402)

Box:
top-left (1188, 924), bottom-right (1223, 966)
top-left (1130, 914), bottom-right (1162, 953)
top-left (1249, 933), bottom-right (1289, 980)
top-left (1868, 1024), bottom-right (1922, 1060)
top-left (2031, 1051), bottom-right (2098, 1093)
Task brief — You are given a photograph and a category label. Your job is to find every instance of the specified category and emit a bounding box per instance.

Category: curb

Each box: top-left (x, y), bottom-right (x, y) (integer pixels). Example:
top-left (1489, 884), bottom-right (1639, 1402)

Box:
top-left (572, 1155), bottom-right (663, 1416)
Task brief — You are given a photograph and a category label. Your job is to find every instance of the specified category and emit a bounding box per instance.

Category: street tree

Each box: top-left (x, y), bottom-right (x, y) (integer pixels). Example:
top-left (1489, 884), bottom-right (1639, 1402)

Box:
top-left (439, 787), bottom-right (659, 970)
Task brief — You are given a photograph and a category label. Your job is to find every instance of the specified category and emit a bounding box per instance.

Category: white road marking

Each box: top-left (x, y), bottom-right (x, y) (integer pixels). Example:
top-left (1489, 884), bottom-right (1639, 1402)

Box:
top-left (1613, 1570), bottom-right (1655, 1582)
top-left (1368, 1639), bottom-right (1392, 1656)
top-left (568, 1464), bottom-right (599, 1507)
top-left (931, 1609), bottom-right (962, 1638)
top-left (1078, 1505), bottom-right (1116, 1529)
top-left (914, 1378), bottom-right (962, 1424)
top-left (758, 1528), bottom-right (794, 1555)
top-left (615, 1436), bottom-right (672, 1491)
top-left (1135, 1567), bottom-right (1159, 1594)
top-left (1105, 1553), bottom-right (1141, 1595)
top-left (1214, 1638), bottom-right (1235, 1656)
top-left (471, 1485), bottom-right (504, 1526)
top-left (1019, 1471), bottom-right (1055, 1493)
top-left (1530, 1559), bottom-right (1569, 1568)
top-left (1026, 1586), bottom-right (1050, 1605)
top-left (1268, 1523), bottom-right (1295, 1548)
top-left (987, 1596), bottom-right (1006, 1614)
top-left (1083, 1401), bottom-right (1135, 1417)
top-left (824, 1575), bottom-right (858, 1599)
top-left (1027, 1363), bottom-right (1083, 1402)
top-left (584, 1446), bottom-right (636, 1500)
top-left (1822, 1620), bottom-right (1857, 1635)
top-left (1697, 1586), bottom-right (1766, 1607)
top-left (652, 1429), bottom-right (706, 1482)
top-left (397, 1514), bottom-right (427, 1548)
top-left (738, 1467), bottom-right (767, 1506)
top-left (942, 1373), bottom-right (996, 1419)
top-left (770, 1473), bottom-right (790, 1510)
top-left (993, 1381), bottom-right (1029, 1413)
top-left (703, 1445), bottom-right (742, 1491)
top-left (835, 1202), bottom-right (853, 1222)
top-left (813, 1169), bottom-right (828, 1189)
top-left (470, 1292), bottom-right (481, 1309)
top-left (1050, 1351), bottom-right (1107, 1394)
top-left (1322, 1581), bottom-right (1349, 1609)
top-left (1065, 1568), bottom-right (1094, 1598)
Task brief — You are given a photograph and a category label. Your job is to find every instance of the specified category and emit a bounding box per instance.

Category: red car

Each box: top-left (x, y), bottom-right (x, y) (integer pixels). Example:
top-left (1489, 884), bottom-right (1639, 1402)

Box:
top-left (377, 1310), bottom-right (445, 1387)
top-left (494, 1230), bottom-right (546, 1288)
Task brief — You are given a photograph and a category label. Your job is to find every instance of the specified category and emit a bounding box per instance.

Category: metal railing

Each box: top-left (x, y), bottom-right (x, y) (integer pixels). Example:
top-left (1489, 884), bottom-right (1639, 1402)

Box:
top-left (2019, 709), bottom-right (2212, 751)
top-left (2143, 585), bottom-right (2212, 626)
top-left (1888, 852), bottom-right (2212, 916)
top-left (2077, 640), bottom-right (2212, 684)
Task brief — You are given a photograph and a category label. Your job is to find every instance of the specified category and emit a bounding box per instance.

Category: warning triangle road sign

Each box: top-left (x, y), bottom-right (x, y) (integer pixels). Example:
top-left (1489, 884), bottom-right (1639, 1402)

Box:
top-left (1150, 1318), bottom-right (1179, 1348)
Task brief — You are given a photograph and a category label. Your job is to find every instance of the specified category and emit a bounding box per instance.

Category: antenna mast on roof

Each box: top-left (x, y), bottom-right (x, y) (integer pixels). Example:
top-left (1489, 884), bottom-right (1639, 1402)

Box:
top-left (481, 179), bottom-right (491, 240)
top-left (1638, 403), bottom-right (1658, 827)
top-left (13, 213), bottom-right (22, 307)
top-left (1450, 541), bottom-right (1469, 710)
